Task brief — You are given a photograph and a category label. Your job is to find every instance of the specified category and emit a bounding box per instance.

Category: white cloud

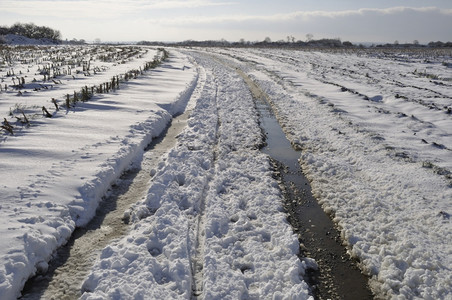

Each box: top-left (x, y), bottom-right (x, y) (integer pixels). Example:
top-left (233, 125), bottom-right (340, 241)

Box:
top-left (138, 6), bottom-right (452, 43)
top-left (141, 0), bottom-right (235, 9)
top-left (0, 0), bottom-right (130, 18)
top-left (0, 0), bottom-right (235, 19)
top-left (146, 6), bottom-right (452, 25)
top-left (0, 3), bottom-right (450, 43)
top-left (300, 6), bottom-right (452, 18)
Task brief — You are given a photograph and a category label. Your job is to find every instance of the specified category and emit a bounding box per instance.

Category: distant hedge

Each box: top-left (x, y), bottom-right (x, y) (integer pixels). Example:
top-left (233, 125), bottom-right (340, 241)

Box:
top-left (0, 22), bottom-right (61, 42)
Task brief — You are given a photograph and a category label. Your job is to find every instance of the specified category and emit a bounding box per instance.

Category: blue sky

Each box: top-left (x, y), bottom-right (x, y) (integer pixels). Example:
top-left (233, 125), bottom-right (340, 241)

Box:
top-left (1, 0), bottom-right (451, 43)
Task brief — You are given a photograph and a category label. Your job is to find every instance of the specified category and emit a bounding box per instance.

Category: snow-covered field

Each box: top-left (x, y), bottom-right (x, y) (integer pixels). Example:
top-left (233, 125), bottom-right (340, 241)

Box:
top-left (210, 47), bottom-right (452, 299)
top-left (0, 45), bottom-right (451, 299)
top-left (0, 45), bottom-right (199, 299)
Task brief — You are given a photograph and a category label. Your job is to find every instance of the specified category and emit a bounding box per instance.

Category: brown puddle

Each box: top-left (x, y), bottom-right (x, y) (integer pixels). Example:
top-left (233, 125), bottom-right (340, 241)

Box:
top-left (239, 69), bottom-right (373, 300)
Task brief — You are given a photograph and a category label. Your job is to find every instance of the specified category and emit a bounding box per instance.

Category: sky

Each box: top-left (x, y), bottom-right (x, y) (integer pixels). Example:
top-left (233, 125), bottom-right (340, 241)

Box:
top-left (0, 0), bottom-right (451, 44)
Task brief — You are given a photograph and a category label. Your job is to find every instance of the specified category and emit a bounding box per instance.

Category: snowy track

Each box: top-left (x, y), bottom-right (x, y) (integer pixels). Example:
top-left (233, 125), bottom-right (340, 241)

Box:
top-left (0, 50), bottom-right (199, 299)
top-left (1, 46), bottom-right (451, 299)
top-left (210, 48), bottom-right (452, 299)
top-left (191, 68), bottom-right (218, 298)
top-left (80, 52), bottom-right (312, 299)
top-left (21, 106), bottom-right (194, 299)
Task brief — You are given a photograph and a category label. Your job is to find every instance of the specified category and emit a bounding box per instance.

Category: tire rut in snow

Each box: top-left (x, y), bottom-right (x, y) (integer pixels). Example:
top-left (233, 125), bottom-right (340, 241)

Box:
top-left (20, 111), bottom-right (192, 300)
top-left (76, 62), bottom-right (220, 299)
top-left (236, 68), bottom-right (373, 300)
top-left (74, 52), bottom-right (315, 299)
top-left (189, 53), bottom-right (313, 299)
top-left (191, 83), bottom-right (220, 299)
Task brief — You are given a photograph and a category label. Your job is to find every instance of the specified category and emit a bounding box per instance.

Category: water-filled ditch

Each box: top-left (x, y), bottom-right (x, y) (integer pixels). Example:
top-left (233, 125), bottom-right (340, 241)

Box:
top-left (239, 69), bottom-right (373, 300)
top-left (20, 111), bottom-right (191, 300)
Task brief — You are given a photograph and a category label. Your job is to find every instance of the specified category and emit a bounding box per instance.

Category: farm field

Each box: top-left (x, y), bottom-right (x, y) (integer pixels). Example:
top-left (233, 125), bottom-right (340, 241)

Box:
top-left (0, 45), bottom-right (451, 299)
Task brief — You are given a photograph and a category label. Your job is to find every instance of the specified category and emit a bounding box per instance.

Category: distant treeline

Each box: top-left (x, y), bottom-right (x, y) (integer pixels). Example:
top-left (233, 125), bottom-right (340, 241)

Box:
top-left (138, 38), bottom-right (452, 49)
top-left (0, 22), bottom-right (62, 42)
top-left (138, 38), bottom-right (355, 48)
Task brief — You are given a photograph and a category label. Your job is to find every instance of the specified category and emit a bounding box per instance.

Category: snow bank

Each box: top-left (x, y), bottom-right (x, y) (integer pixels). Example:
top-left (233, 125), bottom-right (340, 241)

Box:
top-left (5, 45), bottom-right (449, 299)
top-left (202, 150), bottom-right (311, 299)
top-left (81, 65), bottom-right (217, 299)
top-left (222, 48), bottom-right (451, 299)
top-left (0, 50), bottom-right (198, 299)
top-left (81, 51), bottom-right (313, 299)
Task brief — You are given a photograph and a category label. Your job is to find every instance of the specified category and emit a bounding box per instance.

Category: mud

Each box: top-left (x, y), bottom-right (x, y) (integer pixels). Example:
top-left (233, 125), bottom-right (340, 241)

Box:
top-left (239, 69), bottom-right (373, 300)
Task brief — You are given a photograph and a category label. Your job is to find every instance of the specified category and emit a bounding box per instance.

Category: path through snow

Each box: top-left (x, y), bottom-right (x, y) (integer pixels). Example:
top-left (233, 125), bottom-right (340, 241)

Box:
top-left (1, 46), bottom-right (450, 299)
top-left (80, 51), bottom-right (313, 299)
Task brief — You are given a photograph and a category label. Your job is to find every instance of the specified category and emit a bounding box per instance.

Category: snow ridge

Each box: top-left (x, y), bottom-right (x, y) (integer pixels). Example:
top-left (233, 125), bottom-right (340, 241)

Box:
top-left (238, 50), bottom-right (452, 299)
top-left (190, 80), bottom-right (219, 298)
top-left (0, 51), bottom-right (199, 299)
top-left (81, 63), bottom-right (220, 299)
top-left (81, 51), bottom-right (313, 299)
top-left (200, 58), bottom-right (309, 299)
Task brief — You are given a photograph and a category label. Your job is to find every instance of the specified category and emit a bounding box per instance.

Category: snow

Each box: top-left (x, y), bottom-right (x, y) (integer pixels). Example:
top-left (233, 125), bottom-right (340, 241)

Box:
top-left (208, 48), bottom-right (451, 299)
top-left (0, 47), bottom-right (198, 299)
top-left (0, 44), bottom-right (451, 299)
top-left (81, 51), bottom-right (312, 299)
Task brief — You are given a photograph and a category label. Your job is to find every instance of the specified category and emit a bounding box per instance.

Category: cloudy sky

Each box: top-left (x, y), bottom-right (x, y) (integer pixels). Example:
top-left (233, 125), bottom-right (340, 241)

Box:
top-left (1, 0), bottom-right (451, 43)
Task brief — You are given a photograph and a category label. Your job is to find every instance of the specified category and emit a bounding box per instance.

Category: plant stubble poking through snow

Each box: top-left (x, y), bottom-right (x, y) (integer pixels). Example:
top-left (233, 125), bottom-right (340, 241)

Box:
top-left (0, 46), bottom-right (197, 299)
top-left (0, 45), bottom-right (450, 300)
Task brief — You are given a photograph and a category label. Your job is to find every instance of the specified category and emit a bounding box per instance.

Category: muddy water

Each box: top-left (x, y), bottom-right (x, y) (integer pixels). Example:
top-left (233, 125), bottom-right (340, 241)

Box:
top-left (20, 111), bottom-right (191, 300)
top-left (239, 70), bottom-right (373, 300)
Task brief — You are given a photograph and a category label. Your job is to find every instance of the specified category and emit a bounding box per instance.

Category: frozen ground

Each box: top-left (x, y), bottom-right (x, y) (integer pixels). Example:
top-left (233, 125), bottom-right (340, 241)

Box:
top-left (0, 45), bottom-right (451, 299)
